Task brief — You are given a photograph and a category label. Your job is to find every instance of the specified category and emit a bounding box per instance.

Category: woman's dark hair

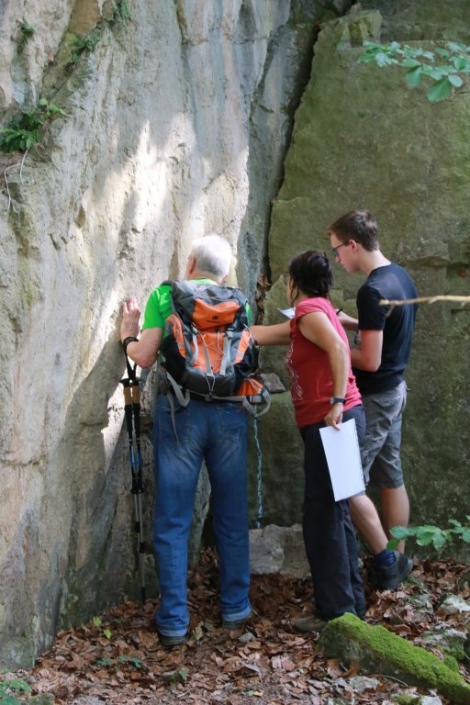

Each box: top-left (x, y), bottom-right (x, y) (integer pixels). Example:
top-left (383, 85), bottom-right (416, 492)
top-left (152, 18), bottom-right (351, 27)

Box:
top-left (288, 250), bottom-right (333, 300)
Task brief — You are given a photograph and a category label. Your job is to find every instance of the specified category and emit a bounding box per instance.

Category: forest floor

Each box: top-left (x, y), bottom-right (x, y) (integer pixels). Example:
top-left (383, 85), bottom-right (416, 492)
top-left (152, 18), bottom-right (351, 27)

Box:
top-left (3, 550), bottom-right (470, 705)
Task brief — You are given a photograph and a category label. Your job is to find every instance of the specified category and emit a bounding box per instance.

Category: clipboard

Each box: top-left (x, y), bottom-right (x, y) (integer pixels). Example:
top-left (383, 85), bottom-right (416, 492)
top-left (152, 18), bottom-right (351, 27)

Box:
top-left (319, 418), bottom-right (365, 502)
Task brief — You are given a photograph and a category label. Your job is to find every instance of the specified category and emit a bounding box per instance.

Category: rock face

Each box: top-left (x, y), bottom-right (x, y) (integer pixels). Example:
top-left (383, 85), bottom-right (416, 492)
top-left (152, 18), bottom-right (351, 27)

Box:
top-left (1, 0), bottom-right (470, 671)
top-left (0, 0), bottom-right (349, 668)
top-left (249, 524), bottom-right (309, 578)
top-left (254, 4), bottom-right (470, 553)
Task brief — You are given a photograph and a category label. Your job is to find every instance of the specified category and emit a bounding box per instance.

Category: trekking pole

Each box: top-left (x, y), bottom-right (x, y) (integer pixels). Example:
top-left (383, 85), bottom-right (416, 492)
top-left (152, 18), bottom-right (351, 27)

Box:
top-left (121, 355), bottom-right (146, 603)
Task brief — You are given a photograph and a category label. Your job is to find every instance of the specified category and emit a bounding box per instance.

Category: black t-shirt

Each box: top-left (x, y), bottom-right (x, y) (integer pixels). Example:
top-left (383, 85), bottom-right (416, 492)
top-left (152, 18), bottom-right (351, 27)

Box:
top-left (353, 263), bottom-right (418, 395)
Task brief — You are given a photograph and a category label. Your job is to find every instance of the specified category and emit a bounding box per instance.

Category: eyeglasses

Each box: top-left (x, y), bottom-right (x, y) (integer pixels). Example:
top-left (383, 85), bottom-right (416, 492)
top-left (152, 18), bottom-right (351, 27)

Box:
top-left (331, 242), bottom-right (349, 258)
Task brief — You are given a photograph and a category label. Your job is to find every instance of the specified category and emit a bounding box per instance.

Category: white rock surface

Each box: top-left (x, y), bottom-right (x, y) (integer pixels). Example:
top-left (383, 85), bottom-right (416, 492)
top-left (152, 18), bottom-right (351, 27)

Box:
top-left (0, 0), bottom-right (329, 667)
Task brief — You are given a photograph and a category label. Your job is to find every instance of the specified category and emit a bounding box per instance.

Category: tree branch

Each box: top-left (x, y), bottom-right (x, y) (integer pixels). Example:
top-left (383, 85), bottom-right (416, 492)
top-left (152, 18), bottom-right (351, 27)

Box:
top-left (380, 295), bottom-right (470, 309)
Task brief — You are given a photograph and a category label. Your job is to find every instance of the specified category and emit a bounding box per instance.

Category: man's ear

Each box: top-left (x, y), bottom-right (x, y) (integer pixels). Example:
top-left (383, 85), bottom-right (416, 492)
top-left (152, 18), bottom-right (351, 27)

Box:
top-left (185, 255), bottom-right (196, 277)
top-left (349, 239), bottom-right (359, 253)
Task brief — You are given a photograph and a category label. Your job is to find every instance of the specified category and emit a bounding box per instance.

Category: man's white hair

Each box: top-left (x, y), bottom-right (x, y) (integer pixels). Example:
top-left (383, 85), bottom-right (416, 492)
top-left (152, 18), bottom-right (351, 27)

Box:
top-left (190, 235), bottom-right (233, 279)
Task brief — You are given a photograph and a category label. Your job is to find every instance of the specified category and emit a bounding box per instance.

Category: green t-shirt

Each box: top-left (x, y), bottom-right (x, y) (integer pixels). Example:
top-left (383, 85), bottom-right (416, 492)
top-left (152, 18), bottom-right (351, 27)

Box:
top-left (141, 279), bottom-right (252, 331)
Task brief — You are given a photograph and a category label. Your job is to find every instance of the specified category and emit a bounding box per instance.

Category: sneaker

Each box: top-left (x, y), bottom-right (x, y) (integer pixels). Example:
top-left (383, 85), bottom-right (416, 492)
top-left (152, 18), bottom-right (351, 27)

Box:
top-left (372, 551), bottom-right (413, 590)
top-left (293, 614), bottom-right (327, 633)
top-left (157, 630), bottom-right (188, 648)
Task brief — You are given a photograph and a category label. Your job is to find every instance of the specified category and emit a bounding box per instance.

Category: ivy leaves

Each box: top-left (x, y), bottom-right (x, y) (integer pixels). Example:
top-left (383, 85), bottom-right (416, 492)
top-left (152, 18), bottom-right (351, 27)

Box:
top-left (358, 41), bottom-right (470, 102)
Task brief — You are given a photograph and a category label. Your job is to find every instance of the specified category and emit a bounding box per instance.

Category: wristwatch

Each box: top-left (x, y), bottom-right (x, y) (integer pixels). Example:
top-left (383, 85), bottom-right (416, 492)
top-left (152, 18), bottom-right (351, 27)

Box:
top-left (330, 397), bottom-right (346, 405)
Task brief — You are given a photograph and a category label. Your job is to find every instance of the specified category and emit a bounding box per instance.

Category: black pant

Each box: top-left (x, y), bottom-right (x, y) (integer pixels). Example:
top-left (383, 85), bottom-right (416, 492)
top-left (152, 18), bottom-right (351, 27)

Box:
top-left (300, 405), bottom-right (366, 620)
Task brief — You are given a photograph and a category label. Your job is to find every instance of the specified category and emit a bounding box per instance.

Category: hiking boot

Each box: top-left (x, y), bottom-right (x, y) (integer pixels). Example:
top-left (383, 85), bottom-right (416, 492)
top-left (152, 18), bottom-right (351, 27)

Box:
top-left (222, 610), bottom-right (252, 630)
top-left (157, 630), bottom-right (188, 648)
top-left (293, 614), bottom-right (327, 634)
top-left (372, 551), bottom-right (413, 590)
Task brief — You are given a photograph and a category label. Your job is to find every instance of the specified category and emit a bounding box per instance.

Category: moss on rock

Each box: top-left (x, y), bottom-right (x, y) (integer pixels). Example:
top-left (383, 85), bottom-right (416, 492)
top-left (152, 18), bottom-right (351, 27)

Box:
top-left (318, 613), bottom-right (470, 705)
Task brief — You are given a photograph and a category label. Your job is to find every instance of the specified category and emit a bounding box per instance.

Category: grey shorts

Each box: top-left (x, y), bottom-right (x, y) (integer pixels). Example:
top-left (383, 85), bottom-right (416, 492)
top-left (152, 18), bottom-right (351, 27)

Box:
top-left (360, 380), bottom-right (407, 489)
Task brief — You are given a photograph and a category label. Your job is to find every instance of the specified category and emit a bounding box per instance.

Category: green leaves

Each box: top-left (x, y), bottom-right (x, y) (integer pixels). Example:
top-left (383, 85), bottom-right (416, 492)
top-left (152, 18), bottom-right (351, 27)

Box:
top-left (170, 667), bottom-right (188, 684)
top-left (17, 19), bottom-right (35, 55)
top-left (426, 78), bottom-right (453, 102)
top-left (405, 66), bottom-right (423, 87)
top-left (92, 616), bottom-right (112, 639)
top-left (0, 673), bottom-right (32, 705)
top-left (388, 518), bottom-right (470, 551)
top-left (0, 99), bottom-right (66, 153)
top-left (358, 40), bottom-right (470, 102)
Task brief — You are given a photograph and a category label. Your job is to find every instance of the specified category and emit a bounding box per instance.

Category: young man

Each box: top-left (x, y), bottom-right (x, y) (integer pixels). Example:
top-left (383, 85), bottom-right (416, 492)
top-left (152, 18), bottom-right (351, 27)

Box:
top-left (328, 210), bottom-right (418, 590)
top-left (120, 235), bottom-right (252, 646)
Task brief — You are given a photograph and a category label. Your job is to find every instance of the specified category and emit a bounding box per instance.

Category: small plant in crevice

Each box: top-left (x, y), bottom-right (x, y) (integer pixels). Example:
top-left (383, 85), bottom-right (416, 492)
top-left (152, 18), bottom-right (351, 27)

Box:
top-left (110, 0), bottom-right (132, 25)
top-left (66, 1), bottom-right (132, 70)
top-left (16, 19), bottom-right (35, 55)
top-left (0, 99), bottom-right (67, 153)
top-left (67, 29), bottom-right (102, 68)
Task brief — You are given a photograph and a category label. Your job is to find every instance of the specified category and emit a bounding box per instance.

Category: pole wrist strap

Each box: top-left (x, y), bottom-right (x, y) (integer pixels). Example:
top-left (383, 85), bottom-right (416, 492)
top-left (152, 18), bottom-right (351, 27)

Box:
top-left (122, 336), bottom-right (139, 355)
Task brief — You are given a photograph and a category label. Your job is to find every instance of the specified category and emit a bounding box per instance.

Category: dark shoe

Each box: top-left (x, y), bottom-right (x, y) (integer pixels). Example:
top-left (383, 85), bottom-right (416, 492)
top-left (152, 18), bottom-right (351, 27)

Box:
top-left (157, 630), bottom-right (188, 648)
top-left (222, 610), bottom-right (252, 630)
top-left (293, 614), bottom-right (327, 633)
top-left (373, 551), bottom-right (413, 590)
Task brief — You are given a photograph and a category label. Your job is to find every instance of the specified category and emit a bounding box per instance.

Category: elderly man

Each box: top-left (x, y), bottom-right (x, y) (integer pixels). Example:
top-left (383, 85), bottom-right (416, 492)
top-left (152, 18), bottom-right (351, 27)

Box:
top-left (120, 235), bottom-right (252, 646)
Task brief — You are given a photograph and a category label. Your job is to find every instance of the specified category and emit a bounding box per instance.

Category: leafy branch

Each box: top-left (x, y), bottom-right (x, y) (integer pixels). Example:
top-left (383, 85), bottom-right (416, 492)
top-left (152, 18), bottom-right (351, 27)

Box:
top-left (388, 517), bottom-right (470, 551)
top-left (358, 41), bottom-right (470, 102)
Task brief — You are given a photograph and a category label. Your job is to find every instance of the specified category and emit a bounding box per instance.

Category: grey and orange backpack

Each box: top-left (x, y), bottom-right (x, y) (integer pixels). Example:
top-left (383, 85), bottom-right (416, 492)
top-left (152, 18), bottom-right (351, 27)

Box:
top-left (159, 280), bottom-right (270, 416)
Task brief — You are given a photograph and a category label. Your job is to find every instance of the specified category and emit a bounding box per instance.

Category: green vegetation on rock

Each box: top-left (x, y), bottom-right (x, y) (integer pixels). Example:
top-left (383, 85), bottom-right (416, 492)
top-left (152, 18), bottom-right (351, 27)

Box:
top-left (16, 20), bottom-right (35, 55)
top-left (318, 613), bottom-right (470, 704)
top-left (0, 99), bottom-right (66, 153)
top-left (358, 40), bottom-right (470, 101)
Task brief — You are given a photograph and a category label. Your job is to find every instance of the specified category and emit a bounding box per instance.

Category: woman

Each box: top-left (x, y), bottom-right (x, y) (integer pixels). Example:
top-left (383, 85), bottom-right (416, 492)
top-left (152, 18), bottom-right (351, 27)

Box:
top-left (251, 250), bottom-right (366, 632)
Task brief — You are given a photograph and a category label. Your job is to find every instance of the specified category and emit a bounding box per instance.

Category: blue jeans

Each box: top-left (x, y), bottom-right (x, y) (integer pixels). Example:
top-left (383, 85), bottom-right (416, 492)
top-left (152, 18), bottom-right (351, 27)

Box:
top-left (300, 405), bottom-right (366, 620)
top-left (153, 395), bottom-right (251, 637)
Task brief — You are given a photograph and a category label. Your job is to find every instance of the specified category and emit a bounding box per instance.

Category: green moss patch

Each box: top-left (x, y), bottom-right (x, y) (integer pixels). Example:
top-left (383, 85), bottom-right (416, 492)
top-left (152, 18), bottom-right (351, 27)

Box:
top-left (318, 613), bottom-right (470, 704)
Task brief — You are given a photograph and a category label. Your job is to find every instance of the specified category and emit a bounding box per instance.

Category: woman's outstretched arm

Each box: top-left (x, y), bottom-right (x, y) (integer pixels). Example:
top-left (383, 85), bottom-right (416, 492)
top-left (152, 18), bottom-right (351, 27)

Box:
top-left (250, 320), bottom-right (291, 346)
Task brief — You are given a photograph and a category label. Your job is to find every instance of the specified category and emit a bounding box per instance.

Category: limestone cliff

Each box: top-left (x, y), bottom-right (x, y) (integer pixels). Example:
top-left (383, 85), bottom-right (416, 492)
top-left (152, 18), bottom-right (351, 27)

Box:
top-left (0, 0), bottom-right (349, 668)
top-left (2, 0), bottom-right (470, 671)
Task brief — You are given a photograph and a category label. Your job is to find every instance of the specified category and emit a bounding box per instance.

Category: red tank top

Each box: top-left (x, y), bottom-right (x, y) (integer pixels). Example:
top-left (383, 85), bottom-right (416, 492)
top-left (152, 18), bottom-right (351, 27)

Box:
top-left (285, 297), bottom-right (362, 428)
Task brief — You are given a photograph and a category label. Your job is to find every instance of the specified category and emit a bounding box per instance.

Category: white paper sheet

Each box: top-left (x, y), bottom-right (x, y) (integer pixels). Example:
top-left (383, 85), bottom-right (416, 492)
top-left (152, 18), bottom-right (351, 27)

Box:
top-left (319, 418), bottom-right (365, 502)
top-left (278, 307), bottom-right (295, 319)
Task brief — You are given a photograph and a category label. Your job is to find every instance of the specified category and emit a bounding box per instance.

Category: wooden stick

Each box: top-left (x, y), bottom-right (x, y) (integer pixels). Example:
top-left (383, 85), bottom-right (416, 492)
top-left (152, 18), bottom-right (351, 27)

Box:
top-left (380, 295), bottom-right (470, 307)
